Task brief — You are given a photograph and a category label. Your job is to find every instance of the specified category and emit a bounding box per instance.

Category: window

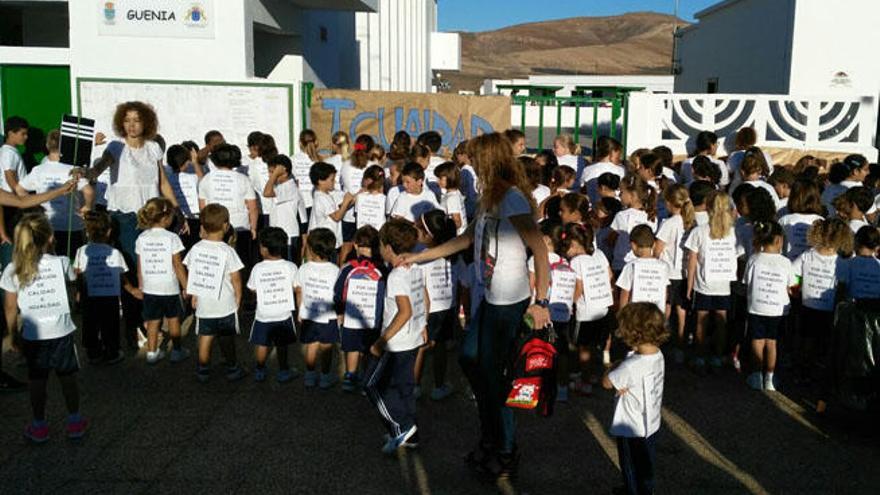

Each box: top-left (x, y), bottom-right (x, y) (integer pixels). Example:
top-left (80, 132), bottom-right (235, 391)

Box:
top-left (319, 26), bottom-right (328, 43)
top-left (706, 78), bottom-right (719, 94)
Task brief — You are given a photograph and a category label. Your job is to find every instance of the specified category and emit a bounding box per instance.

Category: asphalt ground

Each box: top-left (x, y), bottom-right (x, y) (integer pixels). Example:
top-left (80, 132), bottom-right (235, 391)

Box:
top-left (1, 309), bottom-right (878, 495)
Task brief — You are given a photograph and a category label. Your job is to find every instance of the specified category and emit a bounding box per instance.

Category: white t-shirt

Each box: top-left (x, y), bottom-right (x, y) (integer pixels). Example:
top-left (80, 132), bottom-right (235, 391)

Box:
top-left (0, 255), bottom-right (75, 340)
top-left (383, 265), bottom-right (427, 352)
top-left (617, 257), bottom-right (671, 311)
top-left (474, 188), bottom-right (533, 305)
top-left (324, 154), bottom-right (346, 191)
top-left (532, 184), bottom-right (551, 207)
top-left (106, 140), bottom-right (163, 214)
top-left (270, 179), bottom-right (305, 240)
top-left (183, 240), bottom-right (244, 318)
top-left (839, 256), bottom-right (880, 300)
top-left (292, 151), bottom-right (315, 210)
top-left (778, 213), bottom-right (823, 260)
top-left (340, 163), bottom-right (366, 222)
top-left (73, 243), bottom-right (128, 297)
top-left (580, 161), bottom-right (625, 205)
top-left (18, 161), bottom-right (89, 231)
top-left (0, 143), bottom-right (27, 192)
top-left (442, 189), bottom-right (468, 235)
top-left (610, 208), bottom-right (656, 271)
top-left (727, 149), bottom-right (774, 191)
top-left (248, 157), bottom-right (275, 216)
top-left (420, 254), bottom-right (456, 313)
top-left (135, 228), bottom-right (185, 296)
top-left (389, 188), bottom-right (440, 223)
top-left (744, 179), bottom-right (781, 208)
top-left (309, 190), bottom-right (342, 248)
top-left (247, 259), bottom-right (298, 322)
top-left (293, 261), bottom-right (339, 323)
top-left (743, 252), bottom-right (796, 317)
top-left (694, 210), bottom-right (709, 227)
top-left (849, 217), bottom-right (870, 234)
top-left (355, 192), bottom-right (386, 231)
top-left (655, 215), bottom-right (687, 280)
top-left (198, 168), bottom-right (256, 231)
top-left (425, 156), bottom-right (445, 183)
top-left (570, 252), bottom-right (613, 322)
top-left (165, 167), bottom-right (200, 219)
top-left (793, 250), bottom-right (845, 312)
top-left (608, 351), bottom-right (665, 438)
top-left (546, 258), bottom-right (577, 322)
top-left (684, 224), bottom-right (742, 296)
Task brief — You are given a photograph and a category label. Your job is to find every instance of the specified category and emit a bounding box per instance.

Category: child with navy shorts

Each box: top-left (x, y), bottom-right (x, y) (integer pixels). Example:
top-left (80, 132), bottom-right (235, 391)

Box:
top-left (365, 219), bottom-right (427, 454)
top-left (334, 225), bottom-right (385, 392)
top-left (247, 227), bottom-right (299, 383)
top-left (183, 204), bottom-right (246, 382)
top-left (294, 228), bottom-right (341, 389)
top-left (603, 303), bottom-right (667, 495)
top-left (135, 198), bottom-right (189, 365)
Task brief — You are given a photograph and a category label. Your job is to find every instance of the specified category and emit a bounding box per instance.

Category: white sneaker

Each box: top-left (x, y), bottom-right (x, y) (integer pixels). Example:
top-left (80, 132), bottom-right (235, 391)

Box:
top-left (146, 349), bottom-right (166, 365)
top-left (430, 383), bottom-right (455, 401)
top-left (136, 328), bottom-right (148, 349)
top-left (746, 372), bottom-right (763, 390)
top-left (764, 375), bottom-right (777, 392)
top-left (169, 348), bottom-right (190, 363)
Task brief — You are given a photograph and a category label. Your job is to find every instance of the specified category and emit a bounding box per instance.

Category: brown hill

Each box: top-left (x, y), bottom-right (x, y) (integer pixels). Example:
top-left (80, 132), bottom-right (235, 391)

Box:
top-left (445, 12), bottom-right (685, 92)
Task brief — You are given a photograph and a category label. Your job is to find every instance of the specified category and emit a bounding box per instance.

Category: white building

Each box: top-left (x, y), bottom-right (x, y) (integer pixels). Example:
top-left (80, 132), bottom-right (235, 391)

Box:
top-left (674, 0), bottom-right (880, 96)
top-left (483, 75), bottom-right (674, 96)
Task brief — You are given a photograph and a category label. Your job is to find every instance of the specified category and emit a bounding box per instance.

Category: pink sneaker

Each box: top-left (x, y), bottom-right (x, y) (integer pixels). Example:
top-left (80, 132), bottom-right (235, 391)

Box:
top-left (66, 416), bottom-right (88, 439)
top-left (24, 422), bottom-right (49, 443)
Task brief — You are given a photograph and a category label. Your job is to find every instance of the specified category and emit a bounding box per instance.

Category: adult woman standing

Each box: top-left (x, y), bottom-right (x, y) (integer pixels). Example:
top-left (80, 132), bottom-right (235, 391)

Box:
top-left (403, 132), bottom-right (550, 480)
top-left (87, 101), bottom-right (180, 348)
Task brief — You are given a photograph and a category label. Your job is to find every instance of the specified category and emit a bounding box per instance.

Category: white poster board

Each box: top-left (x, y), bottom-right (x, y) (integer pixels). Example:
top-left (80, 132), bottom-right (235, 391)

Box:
top-left (77, 78), bottom-right (294, 159)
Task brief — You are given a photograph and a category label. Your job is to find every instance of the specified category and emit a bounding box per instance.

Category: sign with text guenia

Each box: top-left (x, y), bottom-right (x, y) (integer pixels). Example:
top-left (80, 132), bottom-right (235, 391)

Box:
top-left (98, 0), bottom-right (214, 39)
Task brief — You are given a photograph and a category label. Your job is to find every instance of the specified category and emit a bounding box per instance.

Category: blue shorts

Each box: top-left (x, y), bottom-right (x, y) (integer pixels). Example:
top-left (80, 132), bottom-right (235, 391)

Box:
top-left (301, 320), bottom-right (339, 345)
top-left (692, 292), bottom-right (731, 312)
top-left (341, 326), bottom-right (380, 353)
top-left (748, 314), bottom-right (783, 340)
top-left (23, 333), bottom-right (79, 380)
top-left (142, 294), bottom-right (183, 321)
top-left (250, 316), bottom-right (297, 347)
top-left (575, 312), bottom-right (615, 348)
top-left (427, 309), bottom-right (457, 343)
top-left (196, 313), bottom-right (238, 337)
top-left (342, 221), bottom-right (357, 242)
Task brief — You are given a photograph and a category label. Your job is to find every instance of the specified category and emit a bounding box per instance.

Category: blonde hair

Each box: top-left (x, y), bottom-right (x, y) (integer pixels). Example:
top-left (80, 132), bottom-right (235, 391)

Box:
top-left (663, 184), bottom-right (695, 230)
top-left (620, 174), bottom-right (658, 221)
top-left (554, 134), bottom-right (580, 155)
top-left (616, 302), bottom-right (669, 347)
top-left (299, 129), bottom-right (321, 162)
top-left (46, 129), bottom-right (61, 153)
top-left (807, 217), bottom-right (854, 256)
top-left (468, 132), bottom-right (535, 212)
top-left (707, 191), bottom-right (734, 240)
top-left (13, 213), bottom-right (53, 287)
top-left (137, 197), bottom-right (174, 229)
top-left (332, 131), bottom-right (351, 162)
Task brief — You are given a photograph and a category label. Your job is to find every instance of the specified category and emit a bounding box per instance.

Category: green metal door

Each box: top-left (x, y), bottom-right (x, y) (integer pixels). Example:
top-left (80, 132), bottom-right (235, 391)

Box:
top-left (0, 65), bottom-right (71, 167)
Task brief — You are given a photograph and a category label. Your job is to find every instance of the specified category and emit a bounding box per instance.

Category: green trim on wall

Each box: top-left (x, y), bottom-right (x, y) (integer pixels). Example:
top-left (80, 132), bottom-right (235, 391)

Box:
top-left (0, 65), bottom-right (72, 163)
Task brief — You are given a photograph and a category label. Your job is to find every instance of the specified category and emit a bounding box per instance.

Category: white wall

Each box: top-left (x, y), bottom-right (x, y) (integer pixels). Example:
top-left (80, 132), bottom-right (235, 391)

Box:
top-left (788, 0), bottom-right (880, 96)
top-left (430, 32), bottom-right (460, 71)
top-left (674, 0), bottom-right (796, 94)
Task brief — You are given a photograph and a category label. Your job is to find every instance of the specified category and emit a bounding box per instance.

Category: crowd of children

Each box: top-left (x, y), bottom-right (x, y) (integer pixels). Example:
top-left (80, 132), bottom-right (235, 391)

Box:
top-left (2, 108), bottom-right (879, 491)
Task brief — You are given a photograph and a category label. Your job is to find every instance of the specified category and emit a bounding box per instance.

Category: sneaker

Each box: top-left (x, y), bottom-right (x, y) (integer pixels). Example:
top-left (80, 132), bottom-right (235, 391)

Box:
top-left (319, 372), bottom-right (339, 390)
top-left (557, 385), bottom-right (569, 403)
top-left (381, 425), bottom-right (418, 455)
top-left (145, 349), bottom-right (166, 365)
top-left (276, 368), bottom-right (299, 383)
top-left (341, 372), bottom-right (357, 393)
top-left (413, 385), bottom-right (422, 400)
top-left (746, 372), bottom-right (763, 391)
top-left (0, 371), bottom-right (27, 393)
top-left (303, 370), bottom-right (319, 388)
top-left (254, 367), bottom-right (267, 383)
top-left (764, 375), bottom-right (777, 392)
top-left (103, 350), bottom-right (125, 366)
top-left (196, 366), bottom-right (211, 383)
top-left (732, 354), bottom-right (742, 373)
top-left (66, 415), bottom-right (88, 439)
top-left (430, 383), bottom-right (455, 401)
top-left (169, 348), bottom-right (190, 364)
top-left (226, 366), bottom-right (246, 382)
top-left (673, 348), bottom-right (685, 365)
top-left (24, 422), bottom-right (49, 443)
top-left (136, 328), bottom-right (147, 349)
top-left (602, 350), bottom-right (611, 366)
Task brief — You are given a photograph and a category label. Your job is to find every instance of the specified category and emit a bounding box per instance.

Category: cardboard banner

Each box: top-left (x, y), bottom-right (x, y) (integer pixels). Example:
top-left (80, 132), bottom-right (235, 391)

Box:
top-left (310, 89), bottom-right (511, 155)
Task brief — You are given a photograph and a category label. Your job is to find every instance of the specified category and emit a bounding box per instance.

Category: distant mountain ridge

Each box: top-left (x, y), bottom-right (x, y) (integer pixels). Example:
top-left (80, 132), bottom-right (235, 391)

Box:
top-left (445, 12), bottom-right (686, 92)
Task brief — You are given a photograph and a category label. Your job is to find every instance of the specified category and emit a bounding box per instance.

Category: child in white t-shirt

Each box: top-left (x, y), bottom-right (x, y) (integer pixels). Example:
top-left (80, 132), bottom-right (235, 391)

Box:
top-left (308, 162), bottom-right (356, 253)
top-left (617, 225), bottom-right (671, 312)
top-left (75, 211), bottom-right (141, 364)
top-left (294, 228), bottom-right (342, 389)
top-left (164, 143), bottom-right (203, 250)
top-left (388, 163), bottom-right (440, 223)
top-left (608, 175), bottom-right (657, 274)
top-left (565, 222), bottom-right (615, 396)
top-left (742, 221), bottom-right (798, 392)
top-left (434, 162), bottom-right (468, 235)
top-left (263, 154), bottom-right (308, 264)
top-left (247, 227), bottom-right (299, 383)
top-left (603, 303), bottom-right (667, 495)
top-left (355, 165), bottom-right (387, 232)
top-left (135, 198), bottom-right (188, 365)
top-left (365, 219), bottom-right (427, 453)
top-left (184, 204), bottom-right (246, 383)
top-left (1, 213), bottom-right (86, 442)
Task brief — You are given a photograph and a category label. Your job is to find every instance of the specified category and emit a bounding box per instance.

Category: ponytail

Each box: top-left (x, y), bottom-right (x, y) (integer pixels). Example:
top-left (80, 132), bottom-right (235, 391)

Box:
top-left (351, 134), bottom-right (375, 169)
top-left (752, 220), bottom-right (783, 251)
top-left (663, 184), bottom-right (695, 230)
top-left (13, 213), bottom-right (53, 287)
top-left (137, 197), bottom-right (175, 229)
top-left (560, 222), bottom-right (594, 257)
top-left (707, 191), bottom-right (734, 240)
top-left (299, 129), bottom-right (321, 163)
top-left (332, 131), bottom-right (351, 162)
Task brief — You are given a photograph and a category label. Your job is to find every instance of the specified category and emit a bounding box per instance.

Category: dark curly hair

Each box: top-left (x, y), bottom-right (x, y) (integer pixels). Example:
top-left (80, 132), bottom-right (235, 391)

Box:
top-left (112, 101), bottom-right (159, 140)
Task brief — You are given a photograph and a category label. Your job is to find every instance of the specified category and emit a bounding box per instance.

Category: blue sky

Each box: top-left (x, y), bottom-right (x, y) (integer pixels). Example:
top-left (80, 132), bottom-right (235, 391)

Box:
top-left (438, 0), bottom-right (719, 32)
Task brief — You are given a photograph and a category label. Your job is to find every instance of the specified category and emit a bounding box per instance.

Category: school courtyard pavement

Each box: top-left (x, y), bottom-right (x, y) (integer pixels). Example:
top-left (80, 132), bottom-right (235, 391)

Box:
top-left (1, 311), bottom-right (878, 495)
